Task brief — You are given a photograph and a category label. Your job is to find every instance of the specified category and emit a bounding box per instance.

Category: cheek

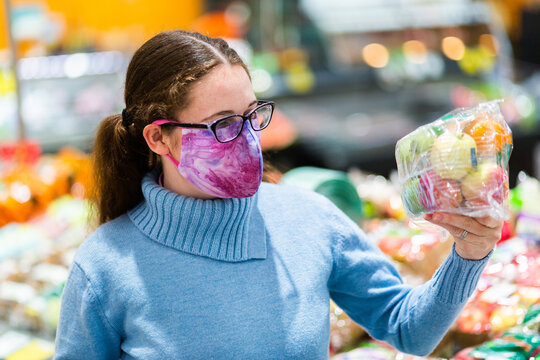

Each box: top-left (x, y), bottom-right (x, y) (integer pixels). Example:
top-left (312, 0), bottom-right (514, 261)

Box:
top-left (167, 129), bottom-right (183, 158)
top-left (177, 130), bottom-right (183, 152)
top-left (176, 132), bottom-right (183, 161)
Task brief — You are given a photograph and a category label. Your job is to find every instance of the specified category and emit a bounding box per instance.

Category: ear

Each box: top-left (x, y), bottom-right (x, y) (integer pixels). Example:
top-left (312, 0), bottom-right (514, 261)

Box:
top-left (143, 124), bottom-right (171, 155)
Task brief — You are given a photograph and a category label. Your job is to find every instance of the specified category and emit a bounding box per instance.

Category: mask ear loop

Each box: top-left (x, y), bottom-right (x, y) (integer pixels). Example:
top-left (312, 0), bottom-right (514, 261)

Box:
top-left (165, 153), bottom-right (180, 168)
top-left (152, 119), bottom-right (181, 168)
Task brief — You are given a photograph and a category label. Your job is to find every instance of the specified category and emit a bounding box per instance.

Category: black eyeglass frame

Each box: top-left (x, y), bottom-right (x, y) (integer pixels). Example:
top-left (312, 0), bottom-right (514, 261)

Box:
top-left (159, 100), bottom-right (275, 143)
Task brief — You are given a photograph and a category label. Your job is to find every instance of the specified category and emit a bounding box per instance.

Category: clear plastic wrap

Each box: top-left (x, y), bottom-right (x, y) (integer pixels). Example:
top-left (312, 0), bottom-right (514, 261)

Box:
top-left (396, 100), bottom-right (513, 221)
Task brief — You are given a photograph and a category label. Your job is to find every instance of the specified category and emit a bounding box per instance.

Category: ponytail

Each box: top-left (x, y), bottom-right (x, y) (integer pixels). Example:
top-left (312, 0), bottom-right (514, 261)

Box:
top-left (91, 114), bottom-right (155, 225)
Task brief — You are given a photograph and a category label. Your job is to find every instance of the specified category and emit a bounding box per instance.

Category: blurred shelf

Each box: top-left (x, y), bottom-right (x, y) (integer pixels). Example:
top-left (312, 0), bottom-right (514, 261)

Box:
top-left (301, 0), bottom-right (492, 34)
top-left (0, 52), bottom-right (128, 150)
top-left (18, 51), bottom-right (126, 80)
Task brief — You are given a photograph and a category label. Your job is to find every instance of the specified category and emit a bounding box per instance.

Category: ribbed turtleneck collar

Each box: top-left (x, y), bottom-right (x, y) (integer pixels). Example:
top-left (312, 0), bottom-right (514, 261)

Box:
top-left (127, 171), bottom-right (267, 262)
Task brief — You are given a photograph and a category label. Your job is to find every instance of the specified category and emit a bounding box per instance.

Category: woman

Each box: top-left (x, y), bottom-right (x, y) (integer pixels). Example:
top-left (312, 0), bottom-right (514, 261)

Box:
top-left (54, 30), bottom-right (503, 359)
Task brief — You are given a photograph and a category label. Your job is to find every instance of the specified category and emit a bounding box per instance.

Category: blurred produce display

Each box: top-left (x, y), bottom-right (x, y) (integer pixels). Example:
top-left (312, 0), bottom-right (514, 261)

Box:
top-left (332, 340), bottom-right (446, 360)
top-left (0, 323), bottom-right (54, 360)
top-left (454, 304), bottom-right (540, 360)
top-left (456, 237), bottom-right (539, 336)
top-left (0, 142), bottom-right (91, 349)
top-left (0, 141), bottom-right (91, 226)
top-left (332, 304), bottom-right (540, 360)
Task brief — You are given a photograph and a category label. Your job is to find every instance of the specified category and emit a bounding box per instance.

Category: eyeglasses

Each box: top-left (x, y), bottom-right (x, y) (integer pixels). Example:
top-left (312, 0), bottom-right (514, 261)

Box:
top-left (153, 101), bottom-right (275, 143)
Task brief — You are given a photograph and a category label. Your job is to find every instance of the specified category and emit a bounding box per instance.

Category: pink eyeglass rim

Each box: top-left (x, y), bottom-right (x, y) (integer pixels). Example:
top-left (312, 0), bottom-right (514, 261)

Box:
top-left (152, 119), bottom-right (177, 126)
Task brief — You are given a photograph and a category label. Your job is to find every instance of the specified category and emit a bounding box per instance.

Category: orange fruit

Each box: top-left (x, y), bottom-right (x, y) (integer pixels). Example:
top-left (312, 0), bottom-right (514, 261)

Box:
top-left (464, 113), bottom-right (512, 156)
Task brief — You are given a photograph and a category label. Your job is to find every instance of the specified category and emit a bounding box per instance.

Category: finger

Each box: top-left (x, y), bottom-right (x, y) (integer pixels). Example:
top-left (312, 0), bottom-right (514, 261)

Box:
top-left (474, 216), bottom-right (502, 229)
top-left (425, 218), bottom-right (481, 245)
top-left (430, 212), bottom-right (485, 236)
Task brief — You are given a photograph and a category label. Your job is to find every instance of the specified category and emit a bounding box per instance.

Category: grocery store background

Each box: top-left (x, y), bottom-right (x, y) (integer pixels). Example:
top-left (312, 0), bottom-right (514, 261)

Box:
top-left (1, 0), bottom-right (540, 183)
top-left (1, 0), bottom-right (540, 359)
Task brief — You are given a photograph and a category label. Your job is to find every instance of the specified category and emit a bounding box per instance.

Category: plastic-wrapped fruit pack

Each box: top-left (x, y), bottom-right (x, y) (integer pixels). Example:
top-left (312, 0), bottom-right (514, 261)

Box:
top-left (396, 100), bottom-right (512, 221)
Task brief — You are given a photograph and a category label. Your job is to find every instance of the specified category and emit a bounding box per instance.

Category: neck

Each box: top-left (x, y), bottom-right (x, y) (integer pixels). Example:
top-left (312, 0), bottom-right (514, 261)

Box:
top-left (128, 170), bottom-right (267, 262)
top-left (161, 155), bottom-right (216, 200)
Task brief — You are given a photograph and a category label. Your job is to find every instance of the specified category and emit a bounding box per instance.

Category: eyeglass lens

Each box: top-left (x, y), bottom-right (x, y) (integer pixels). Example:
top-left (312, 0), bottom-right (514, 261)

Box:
top-left (214, 103), bottom-right (273, 142)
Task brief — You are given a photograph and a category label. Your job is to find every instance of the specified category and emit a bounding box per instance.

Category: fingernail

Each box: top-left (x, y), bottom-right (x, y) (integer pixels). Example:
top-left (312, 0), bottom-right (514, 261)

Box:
top-left (424, 213), bottom-right (432, 220)
top-left (433, 214), bottom-right (442, 222)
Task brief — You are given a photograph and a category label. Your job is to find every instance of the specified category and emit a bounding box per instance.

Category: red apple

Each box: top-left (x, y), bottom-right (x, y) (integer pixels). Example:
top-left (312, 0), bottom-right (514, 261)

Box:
top-left (418, 172), bottom-right (437, 210)
top-left (461, 163), bottom-right (508, 207)
top-left (419, 171), bottom-right (462, 211)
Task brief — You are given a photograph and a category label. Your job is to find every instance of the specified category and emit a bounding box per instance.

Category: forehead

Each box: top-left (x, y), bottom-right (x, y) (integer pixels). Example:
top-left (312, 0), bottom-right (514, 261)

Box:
top-left (183, 64), bottom-right (255, 117)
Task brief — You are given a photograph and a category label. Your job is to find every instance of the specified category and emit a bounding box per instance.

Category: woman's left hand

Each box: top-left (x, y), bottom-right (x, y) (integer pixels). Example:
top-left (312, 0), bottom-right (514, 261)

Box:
top-left (424, 212), bottom-right (503, 260)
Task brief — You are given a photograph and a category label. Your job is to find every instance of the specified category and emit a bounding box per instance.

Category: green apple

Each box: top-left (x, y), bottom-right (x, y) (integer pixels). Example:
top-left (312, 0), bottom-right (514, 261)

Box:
top-left (396, 136), bottom-right (413, 165)
top-left (402, 176), bottom-right (426, 216)
top-left (430, 131), bottom-right (477, 180)
top-left (413, 127), bottom-right (436, 154)
top-left (396, 127), bottom-right (436, 165)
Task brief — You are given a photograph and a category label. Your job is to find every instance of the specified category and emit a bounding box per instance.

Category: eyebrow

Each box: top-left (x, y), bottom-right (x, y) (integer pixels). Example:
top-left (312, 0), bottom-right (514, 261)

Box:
top-left (202, 100), bottom-right (258, 122)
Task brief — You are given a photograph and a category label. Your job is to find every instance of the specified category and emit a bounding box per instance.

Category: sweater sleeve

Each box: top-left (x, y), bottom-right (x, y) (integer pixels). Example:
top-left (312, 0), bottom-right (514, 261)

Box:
top-left (328, 212), bottom-right (490, 356)
top-left (54, 262), bottom-right (121, 360)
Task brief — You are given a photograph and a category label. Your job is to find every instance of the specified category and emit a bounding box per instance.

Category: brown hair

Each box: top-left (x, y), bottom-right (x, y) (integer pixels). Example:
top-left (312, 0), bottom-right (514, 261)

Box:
top-left (92, 30), bottom-right (249, 225)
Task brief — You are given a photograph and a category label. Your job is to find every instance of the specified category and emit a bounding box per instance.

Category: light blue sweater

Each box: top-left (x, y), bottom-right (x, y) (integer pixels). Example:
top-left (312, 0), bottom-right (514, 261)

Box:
top-left (54, 171), bottom-right (490, 359)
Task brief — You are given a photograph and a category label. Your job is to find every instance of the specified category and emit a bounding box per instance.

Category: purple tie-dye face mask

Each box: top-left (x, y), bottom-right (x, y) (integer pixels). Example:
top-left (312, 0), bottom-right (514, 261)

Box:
top-left (152, 120), bottom-right (263, 198)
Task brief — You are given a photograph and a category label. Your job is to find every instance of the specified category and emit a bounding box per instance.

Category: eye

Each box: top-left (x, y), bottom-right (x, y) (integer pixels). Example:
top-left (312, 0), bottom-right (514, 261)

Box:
top-left (244, 105), bottom-right (258, 117)
top-left (217, 117), bottom-right (240, 127)
top-left (215, 116), bottom-right (244, 142)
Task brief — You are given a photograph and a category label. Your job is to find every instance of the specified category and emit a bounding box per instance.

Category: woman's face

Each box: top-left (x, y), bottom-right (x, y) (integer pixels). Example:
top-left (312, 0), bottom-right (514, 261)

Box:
top-left (161, 63), bottom-right (259, 198)
top-left (170, 63), bottom-right (257, 149)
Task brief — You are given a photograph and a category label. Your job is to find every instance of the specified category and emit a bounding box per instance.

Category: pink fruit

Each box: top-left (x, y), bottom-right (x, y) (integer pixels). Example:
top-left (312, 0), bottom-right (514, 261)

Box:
top-left (461, 163), bottom-right (508, 206)
top-left (419, 171), bottom-right (462, 211)
top-left (418, 172), bottom-right (437, 210)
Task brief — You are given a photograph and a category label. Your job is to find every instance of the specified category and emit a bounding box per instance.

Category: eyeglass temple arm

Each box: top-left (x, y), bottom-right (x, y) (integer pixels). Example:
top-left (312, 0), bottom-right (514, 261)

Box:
top-left (152, 120), bottom-right (208, 129)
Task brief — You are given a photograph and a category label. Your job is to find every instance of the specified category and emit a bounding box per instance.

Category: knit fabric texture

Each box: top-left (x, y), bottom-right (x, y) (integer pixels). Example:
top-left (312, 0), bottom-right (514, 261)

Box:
top-left (54, 171), bottom-right (491, 359)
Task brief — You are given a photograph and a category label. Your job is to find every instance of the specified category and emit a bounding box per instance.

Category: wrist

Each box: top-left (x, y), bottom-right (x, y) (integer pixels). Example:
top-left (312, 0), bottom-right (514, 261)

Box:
top-left (454, 243), bottom-right (493, 261)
